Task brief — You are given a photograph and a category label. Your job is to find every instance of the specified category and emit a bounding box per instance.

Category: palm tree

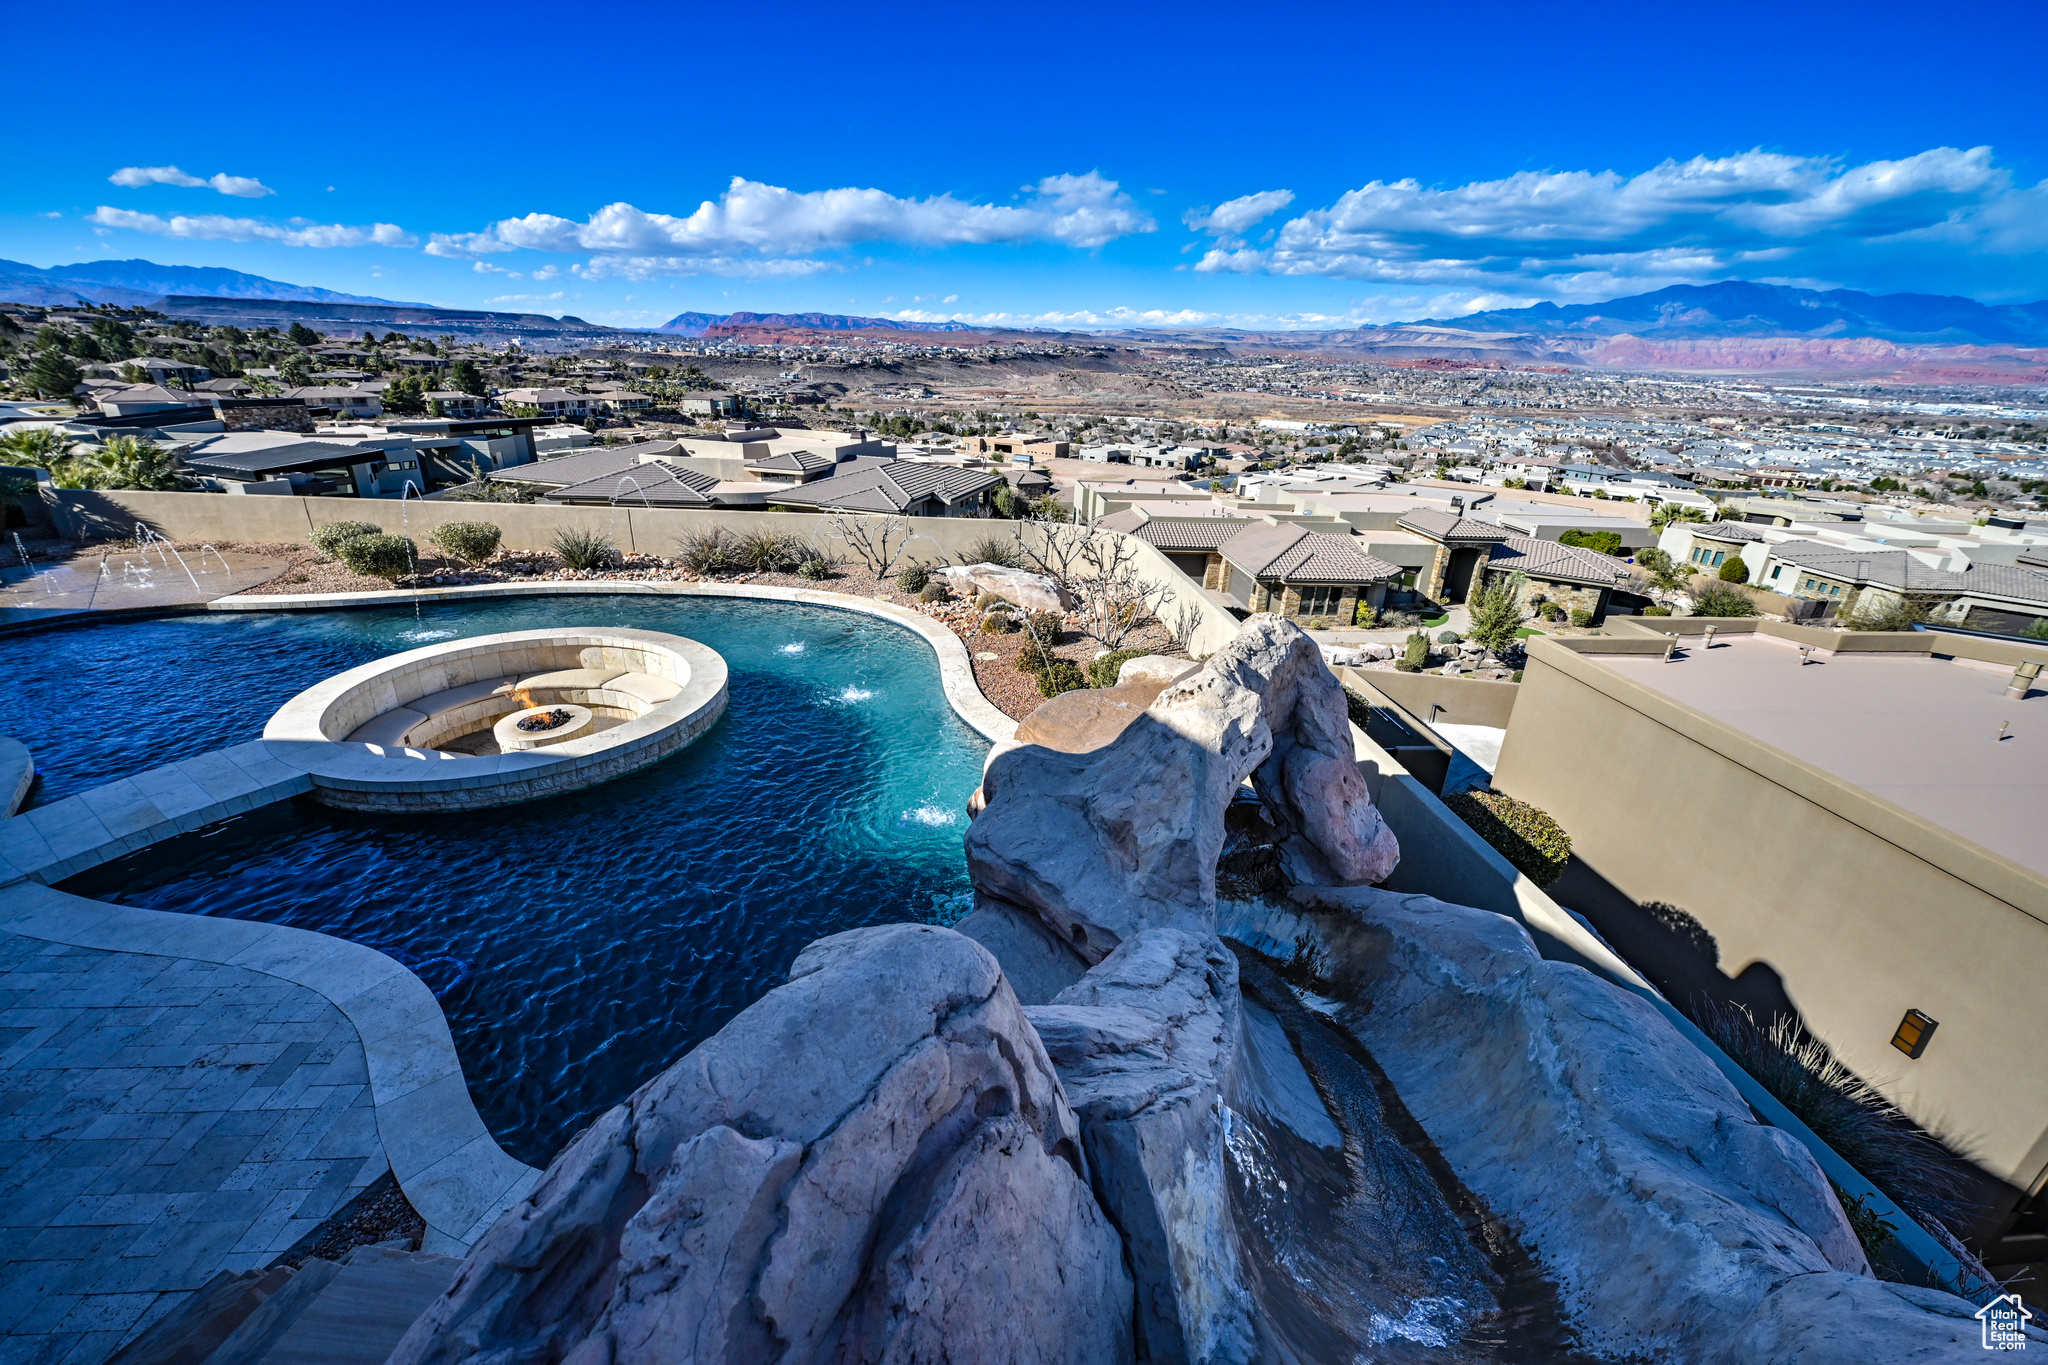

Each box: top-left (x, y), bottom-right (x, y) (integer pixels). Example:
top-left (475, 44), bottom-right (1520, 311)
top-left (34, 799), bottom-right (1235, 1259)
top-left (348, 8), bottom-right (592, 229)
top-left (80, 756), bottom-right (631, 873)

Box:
top-left (53, 436), bottom-right (191, 491)
top-left (0, 427), bottom-right (76, 468)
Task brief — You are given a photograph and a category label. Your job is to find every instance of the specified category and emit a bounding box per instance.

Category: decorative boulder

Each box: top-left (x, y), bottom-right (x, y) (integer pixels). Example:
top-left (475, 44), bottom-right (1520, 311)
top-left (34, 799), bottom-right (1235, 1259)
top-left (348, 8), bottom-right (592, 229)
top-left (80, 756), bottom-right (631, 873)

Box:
top-left (938, 562), bottom-right (1073, 613)
top-left (1025, 930), bottom-right (1254, 1365)
top-left (388, 925), bottom-right (1132, 1365)
top-left (968, 615), bottom-right (1398, 966)
top-left (1116, 654), bottom-right (1203, 689)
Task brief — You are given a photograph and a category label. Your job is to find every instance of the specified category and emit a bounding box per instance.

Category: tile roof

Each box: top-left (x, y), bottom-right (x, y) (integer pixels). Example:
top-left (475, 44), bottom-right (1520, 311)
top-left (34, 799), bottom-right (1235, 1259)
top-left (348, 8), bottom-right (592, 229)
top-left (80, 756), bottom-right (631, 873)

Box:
top-left (1689, 522), bottom-right (1770, 542)
top-left (746, 449), bottom-right (839, 473)
top-left (767, 459), bottom-right (1002, 513)
top-left (493, 443), bottom-right (678, 487)
top-left (542, 459), bottom-right (718, 507)
top-left (1763, 546), bottom-right (2048, 604)
top-left (1397, 506), bottom-right (1511, 543)
top-left (1486, 535), bottom-right (1632, 587)
top-left (1218, 523), bottom-right (1402, 584)
top-left (1101, 510), bottom-right (1254, 550)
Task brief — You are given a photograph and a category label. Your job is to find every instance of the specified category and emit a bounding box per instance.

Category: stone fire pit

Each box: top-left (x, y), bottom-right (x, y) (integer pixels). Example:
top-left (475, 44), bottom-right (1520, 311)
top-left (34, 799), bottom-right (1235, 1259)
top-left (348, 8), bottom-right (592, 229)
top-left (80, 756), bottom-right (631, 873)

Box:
top-left (494, 703), bottom-right (594, 751)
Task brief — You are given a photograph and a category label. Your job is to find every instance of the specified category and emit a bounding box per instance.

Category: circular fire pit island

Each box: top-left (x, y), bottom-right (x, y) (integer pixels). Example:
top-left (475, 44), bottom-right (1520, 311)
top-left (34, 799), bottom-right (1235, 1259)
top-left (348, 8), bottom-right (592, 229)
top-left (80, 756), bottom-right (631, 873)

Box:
top-left (263, 627), bottom-right (727, 810)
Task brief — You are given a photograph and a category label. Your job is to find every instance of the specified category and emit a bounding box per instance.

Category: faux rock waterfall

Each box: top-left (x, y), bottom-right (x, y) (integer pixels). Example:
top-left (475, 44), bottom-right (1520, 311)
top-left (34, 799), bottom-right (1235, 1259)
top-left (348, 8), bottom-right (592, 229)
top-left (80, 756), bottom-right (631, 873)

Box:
top-left (388, 616), bottom-right (2033, 1365)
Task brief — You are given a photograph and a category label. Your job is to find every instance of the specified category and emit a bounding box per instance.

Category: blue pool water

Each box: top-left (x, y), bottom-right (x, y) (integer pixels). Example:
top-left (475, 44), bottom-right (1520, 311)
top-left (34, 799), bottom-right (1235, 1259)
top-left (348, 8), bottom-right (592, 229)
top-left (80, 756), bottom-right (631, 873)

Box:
top-left (31, 597), bottom-right (988, 1164)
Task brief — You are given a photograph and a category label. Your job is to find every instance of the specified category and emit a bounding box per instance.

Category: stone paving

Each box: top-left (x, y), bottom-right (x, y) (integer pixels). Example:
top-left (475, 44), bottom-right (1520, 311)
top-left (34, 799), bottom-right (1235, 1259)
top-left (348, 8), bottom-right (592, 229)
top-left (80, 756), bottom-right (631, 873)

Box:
top-left (0, 931), bottom-right (385, 1365)
top-left (0, 550), bottom-right (289, 632)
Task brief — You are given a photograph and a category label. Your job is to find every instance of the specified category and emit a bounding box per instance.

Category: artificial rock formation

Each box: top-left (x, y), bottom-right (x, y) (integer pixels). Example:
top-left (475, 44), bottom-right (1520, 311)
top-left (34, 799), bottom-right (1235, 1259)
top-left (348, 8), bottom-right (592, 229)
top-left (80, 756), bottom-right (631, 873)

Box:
top-left (1025, 930), bottom-right (1254, 1365)
top-left (938, 562), bottom-right (1073, 614)
top-left (967, 616), bottom-right (1398, 966)
top-left (387, 924), bottom-right (1132, 1365)
top-left (1246, 884), bottom-right (2009, 1365)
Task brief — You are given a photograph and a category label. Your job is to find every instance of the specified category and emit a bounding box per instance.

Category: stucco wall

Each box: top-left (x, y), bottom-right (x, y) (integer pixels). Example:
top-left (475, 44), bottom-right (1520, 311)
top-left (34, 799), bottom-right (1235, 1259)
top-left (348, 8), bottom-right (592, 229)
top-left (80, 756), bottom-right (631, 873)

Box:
top-left (1492, 637), bottom-right (2048, 1190)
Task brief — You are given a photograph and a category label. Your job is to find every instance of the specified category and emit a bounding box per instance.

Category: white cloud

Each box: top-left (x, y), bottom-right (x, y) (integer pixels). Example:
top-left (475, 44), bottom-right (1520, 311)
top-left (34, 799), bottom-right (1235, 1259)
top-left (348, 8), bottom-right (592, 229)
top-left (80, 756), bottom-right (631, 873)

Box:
top-left (1191, 147), bottom-right (2034, 296)
top-left (1182, 189), bottom-right (1294, 241)
top-left (89, 206), bottom-right (415, 248)
top-left (425, 172), bottom-right (1155, 275)
top-left (484, 291), bottom-right (566, 307)
top-left (108, 165), bottom-right (274, 197)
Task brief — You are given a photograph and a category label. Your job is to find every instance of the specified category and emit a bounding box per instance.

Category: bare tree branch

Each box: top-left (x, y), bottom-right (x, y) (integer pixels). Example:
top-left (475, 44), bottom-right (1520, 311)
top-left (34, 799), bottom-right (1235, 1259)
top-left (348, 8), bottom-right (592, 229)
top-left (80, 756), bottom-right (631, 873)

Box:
top-left (826, 513), bottom-right (911, 579)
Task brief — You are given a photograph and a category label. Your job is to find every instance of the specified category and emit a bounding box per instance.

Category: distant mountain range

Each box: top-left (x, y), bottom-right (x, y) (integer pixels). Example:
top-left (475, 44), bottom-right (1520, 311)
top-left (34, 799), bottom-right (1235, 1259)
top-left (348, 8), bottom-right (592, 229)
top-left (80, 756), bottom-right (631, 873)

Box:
top-left (1403, 281), bottom-right (2048, 348)
top-left (0, 258), bottom-right (419, 309)
top-left (655, 310), bottom-right (984, 336)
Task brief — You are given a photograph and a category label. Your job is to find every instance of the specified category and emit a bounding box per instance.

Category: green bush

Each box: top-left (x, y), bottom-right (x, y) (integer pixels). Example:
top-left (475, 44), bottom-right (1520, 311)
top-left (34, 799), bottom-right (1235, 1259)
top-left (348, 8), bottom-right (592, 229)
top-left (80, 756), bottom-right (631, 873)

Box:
top-left (1035, 660), bottom-right (1086, 697)
top-left (1088, 648), bottom-right (1147, 688)
top-left (979, 610), bottom-right (1016, 634)
top-left (429, 520), bottom-right (502, 567)
top-left (677, 527), bottom-right (735, 574)
top-left (1539, 602), bottom-right (1566, 622)
top-left (918, 581), bottom-right (948, 603)
top-left (796, 558), bottom-right (831, 581)
top-left (1717, 556), bottom-right (1751, 583)
top-left (1691, 584), bottom-right (1759, 618)
top-left (1352, 600), bottom-right (1379, 628)
top-left (1644, 605), bottom-right (1673, 616)
top-left (1842, 595), bottom-right (1931, 632)
top-left (1016, 639), bottom-right (1055, 673)
top-left (1559, 528), bottom-right (1624, 557)
top-left (552, 527), bottom-right (616, 571)
top-left (1024, 610), bottom-right (1065, 643)
top-left (896, 564), bottom-right (932, 593)
top-left (1437, 630), bottom-right (1460, 644)
top-left (1569, 608), bottom-right (1593, 628)
top-left (310, 520), bottom-right (382, 561)
top-left (1444, 789), bottom-right (1572, 887)
top-left (734, 528), bottom-right (810, 572)
top-left (1396, 630), bottom-right (1429, 672)
top-left (336, 533), bottom-right (417, 582)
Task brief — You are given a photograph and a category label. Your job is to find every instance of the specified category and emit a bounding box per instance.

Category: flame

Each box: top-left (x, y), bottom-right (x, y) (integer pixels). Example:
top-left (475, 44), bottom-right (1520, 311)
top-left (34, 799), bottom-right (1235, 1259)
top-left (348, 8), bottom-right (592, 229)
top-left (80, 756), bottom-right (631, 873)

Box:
top-left (507, 684), bottom-right (539, 711)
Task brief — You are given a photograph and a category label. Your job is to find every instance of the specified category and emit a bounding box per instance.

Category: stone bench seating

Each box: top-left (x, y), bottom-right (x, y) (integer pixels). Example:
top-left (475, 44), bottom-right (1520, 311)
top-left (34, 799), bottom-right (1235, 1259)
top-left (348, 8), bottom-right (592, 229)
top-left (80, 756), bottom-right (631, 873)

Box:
top-left (345, 666), bottom-right (685, 749)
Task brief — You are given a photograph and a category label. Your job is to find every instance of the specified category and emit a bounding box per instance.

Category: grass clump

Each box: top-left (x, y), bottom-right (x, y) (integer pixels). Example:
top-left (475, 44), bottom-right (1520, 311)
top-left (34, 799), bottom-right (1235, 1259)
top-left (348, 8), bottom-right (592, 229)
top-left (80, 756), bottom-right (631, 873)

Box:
top-left (429, 521), bottom-right (501, 567)
top-left (310, 520), bottom-right (382, 561)
top-left (959, 534), bottom-right (1022, 568)
top-left (1443, 789), bottom-right (1572, 887)
top-left (677, 527), bottom-right (735, 574)
top-left (1690, 583), bottom-right (1759, 618)
top-left (336, 533), bottom-right (416, 582)
top-left (552, 527), bottom-right (616, 571)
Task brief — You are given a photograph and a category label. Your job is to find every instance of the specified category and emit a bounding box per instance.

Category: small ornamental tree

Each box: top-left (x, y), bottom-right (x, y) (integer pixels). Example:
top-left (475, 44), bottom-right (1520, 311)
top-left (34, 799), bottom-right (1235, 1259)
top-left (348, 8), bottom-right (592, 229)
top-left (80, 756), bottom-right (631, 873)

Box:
top-left (1718, 556), bottom-right (1751, 583)
top-left (1464, 570), bottom-right (1527, 656)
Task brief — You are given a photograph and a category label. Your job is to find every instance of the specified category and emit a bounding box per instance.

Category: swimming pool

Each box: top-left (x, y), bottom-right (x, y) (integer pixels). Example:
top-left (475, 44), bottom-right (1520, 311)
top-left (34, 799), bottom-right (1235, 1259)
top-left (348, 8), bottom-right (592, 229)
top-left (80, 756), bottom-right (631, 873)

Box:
top-left (37, 596), bottom-right (988, 1164)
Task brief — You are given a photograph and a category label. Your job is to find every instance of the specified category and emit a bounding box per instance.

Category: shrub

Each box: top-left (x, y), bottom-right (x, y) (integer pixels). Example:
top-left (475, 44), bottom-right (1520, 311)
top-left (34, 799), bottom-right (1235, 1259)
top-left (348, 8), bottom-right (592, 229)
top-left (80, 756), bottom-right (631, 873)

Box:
top-left (959, 534), bottom-right (1022, 568)
top-left (1842, 595), bottom-right (1931, 632)
top-left (1024, 610), bottom-right (1065, 643)
top-left (734, 527), bottom-right (808, 572)
top-left (310, 520), bottom-right (382, 561)
top-left (1016, 639), bottom-right (1055, 673)
top-left (895, 564), bottom-right (932, 594)
top-left (429, 520), bottom-right (502, 567)
top-left (1352, 601), bottom-right (1379, 628)
top-left (1443, 789), bottom-right (1572, 887)
top-left (1396, 630), bottom-right (1430, 672)
top-left (796, 559), bottom-right (830, 581)
top-left (978, 611), bottom-right (1016, 634)
top-left (336, 533), bottom-right (416, 582)
top-left (1088, 648), bottom-right (1147, 688)
top-left (1717, 556), bottom-right (1751, 583)
top-left (552, 527), bottom-right (616, 571)
top-left (677, 527), bottom-right (735, 574)
top-left (918, 581), bottom-right (948, 603)
top-left (1569, 607), bottom-right (1594, 628)
top-left (1035, 659), bottom-right (1087, 697)
top-left (1437, 630), bottom-right (1461, 644)
top-left (1644, 605), bottom-right (1673, 616)
top-left (1464, 571), bottom-right (1527, 655)
top-left (1559, 528), bottom-right (1624, 557)
top-left (1691, 583), bottom-right (1758, 618)
top-left (1540, 602), bottom-right (1566, 622)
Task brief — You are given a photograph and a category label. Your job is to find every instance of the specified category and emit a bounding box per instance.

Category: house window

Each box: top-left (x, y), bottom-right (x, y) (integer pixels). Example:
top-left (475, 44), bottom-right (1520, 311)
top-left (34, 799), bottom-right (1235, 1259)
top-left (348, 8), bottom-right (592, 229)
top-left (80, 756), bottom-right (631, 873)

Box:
top-left (1711, 550), bottom-right (1726, 566)
top-left (1296, 585), bottom-right (1345, 617)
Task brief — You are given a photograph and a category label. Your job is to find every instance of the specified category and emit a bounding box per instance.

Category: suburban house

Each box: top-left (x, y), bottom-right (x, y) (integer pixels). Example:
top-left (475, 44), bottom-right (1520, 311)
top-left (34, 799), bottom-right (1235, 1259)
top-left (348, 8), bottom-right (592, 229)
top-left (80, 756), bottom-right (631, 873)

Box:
top-left (587, 385), bottom-right (653, 414)
top-left (285, 386), bottom-right (384, 419)
top-left (121, 356), bottom-right (212, 385)
top-left (1398, 505), bottom-right (1632, 619)
top-left (1097, 507), bottom-right (1255, 582)
top-left (500, 387), bottom-right (592, 419)
top-left (92, 384), bottom-right (193, 417)
top-left (178, 431), bottom-right (427, 498)
top-left (541, 460), bottom-right (724, 509)
top-left (953, 434), bottom-right (1071, 462)
top-left (1663, 521), bottom-right (1773, 575)
top-left (766, 459), bottom-right (1004, 517)
top-left (1207, 522), bottom-right (1404, 621)
top-left (425, 391), bottom-right (490, 420)
top-left (679, 392), bottom-right (742, 417)
top-left (1757, 545), bottom-right (2048, 631)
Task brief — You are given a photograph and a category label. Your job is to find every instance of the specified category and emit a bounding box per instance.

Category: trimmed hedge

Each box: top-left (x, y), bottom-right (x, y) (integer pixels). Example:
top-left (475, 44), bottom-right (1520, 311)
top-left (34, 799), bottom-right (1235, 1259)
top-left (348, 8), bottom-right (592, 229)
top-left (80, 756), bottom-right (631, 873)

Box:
top-left (336, 533), bottom-right (416, 582)
top-left (1443, 789), bottom-right (1572, 887)
top-left (310, 520), bottom-right (381, 561)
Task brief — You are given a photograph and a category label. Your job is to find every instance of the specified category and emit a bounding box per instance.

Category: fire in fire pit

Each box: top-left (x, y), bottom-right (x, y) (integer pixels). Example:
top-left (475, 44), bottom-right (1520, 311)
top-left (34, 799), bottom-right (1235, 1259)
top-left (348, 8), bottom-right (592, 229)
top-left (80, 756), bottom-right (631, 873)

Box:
top-left (515, 707), bottom-right (575, 733)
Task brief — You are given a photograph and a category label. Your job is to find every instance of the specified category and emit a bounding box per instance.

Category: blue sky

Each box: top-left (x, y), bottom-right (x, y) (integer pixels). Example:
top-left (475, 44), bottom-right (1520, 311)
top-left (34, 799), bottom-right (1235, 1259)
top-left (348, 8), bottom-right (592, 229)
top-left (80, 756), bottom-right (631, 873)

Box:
top-left (4, 0), bottom-right (2045, 330)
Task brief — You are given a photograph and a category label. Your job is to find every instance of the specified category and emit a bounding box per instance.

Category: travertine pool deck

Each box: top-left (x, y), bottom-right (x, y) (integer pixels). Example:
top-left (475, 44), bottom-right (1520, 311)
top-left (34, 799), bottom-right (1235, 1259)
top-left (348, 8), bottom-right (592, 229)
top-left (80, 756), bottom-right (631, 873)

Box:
top-left (0, 931), bottom-right (382, 1365)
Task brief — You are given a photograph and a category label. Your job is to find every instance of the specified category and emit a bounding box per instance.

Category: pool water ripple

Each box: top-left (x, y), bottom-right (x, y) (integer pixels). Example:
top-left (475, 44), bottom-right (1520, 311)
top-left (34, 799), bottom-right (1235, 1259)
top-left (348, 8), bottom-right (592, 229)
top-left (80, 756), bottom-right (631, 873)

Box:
top-left (34, 596), bottom-right (987, 1164)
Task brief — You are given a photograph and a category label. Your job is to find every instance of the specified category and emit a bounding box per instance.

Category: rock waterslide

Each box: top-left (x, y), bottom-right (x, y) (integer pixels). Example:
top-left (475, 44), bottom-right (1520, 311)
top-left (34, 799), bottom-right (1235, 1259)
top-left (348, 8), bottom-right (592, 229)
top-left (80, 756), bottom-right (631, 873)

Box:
top-left (391, 616), bottom-right (2029, 1363)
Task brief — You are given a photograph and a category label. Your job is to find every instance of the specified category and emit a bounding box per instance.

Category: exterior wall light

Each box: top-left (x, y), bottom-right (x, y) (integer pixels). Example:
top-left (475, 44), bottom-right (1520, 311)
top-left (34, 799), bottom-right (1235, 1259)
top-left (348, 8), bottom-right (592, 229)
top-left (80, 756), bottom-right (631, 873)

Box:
top-left (1891, 1009), bottom-right (1938, 1059)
